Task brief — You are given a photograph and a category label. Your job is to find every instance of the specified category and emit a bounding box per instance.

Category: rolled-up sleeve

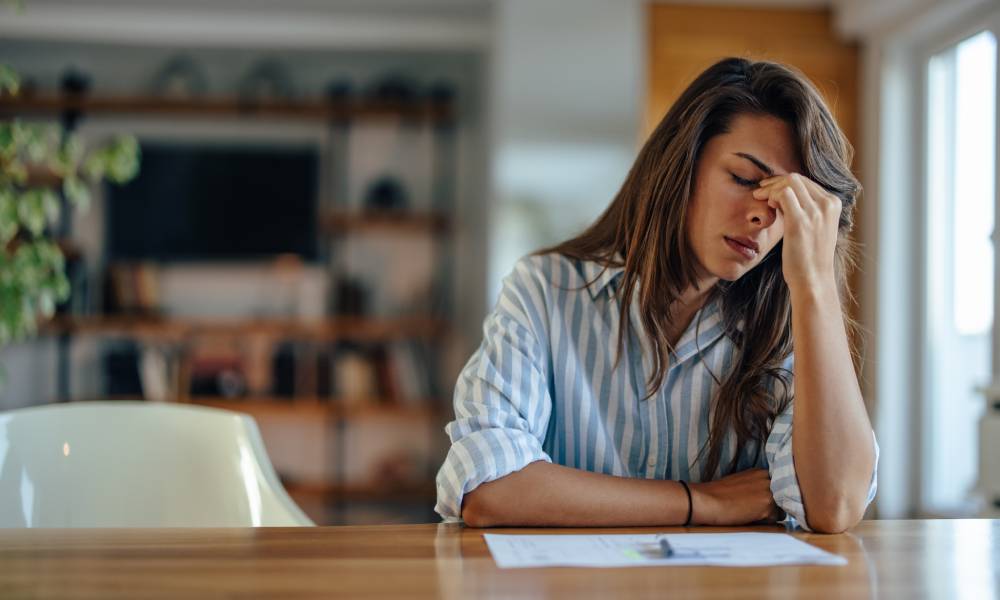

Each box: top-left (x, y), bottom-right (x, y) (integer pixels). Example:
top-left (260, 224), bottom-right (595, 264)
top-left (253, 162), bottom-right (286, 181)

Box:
top-left (434, 258), bottom-right (554, 521)
top-left (765, 354), bottom-right (880, 532)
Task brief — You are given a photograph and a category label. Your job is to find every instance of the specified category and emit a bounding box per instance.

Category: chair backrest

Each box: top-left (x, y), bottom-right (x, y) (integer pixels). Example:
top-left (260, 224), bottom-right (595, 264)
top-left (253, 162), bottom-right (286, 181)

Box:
top-left (0, 401), bottom-right (313, 527)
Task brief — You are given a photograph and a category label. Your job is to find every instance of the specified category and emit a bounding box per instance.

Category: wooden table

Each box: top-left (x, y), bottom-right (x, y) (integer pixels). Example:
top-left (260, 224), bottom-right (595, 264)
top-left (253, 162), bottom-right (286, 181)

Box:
top-left (0, 519), bottom-right (996, 598)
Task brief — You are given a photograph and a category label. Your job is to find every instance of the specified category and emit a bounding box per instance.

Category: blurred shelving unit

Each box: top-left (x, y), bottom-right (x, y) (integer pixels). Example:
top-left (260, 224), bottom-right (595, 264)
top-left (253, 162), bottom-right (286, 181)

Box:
top-left (1, 88), bottom-right (459, 525)
top-left (0, 93), bottom-right (453, 121)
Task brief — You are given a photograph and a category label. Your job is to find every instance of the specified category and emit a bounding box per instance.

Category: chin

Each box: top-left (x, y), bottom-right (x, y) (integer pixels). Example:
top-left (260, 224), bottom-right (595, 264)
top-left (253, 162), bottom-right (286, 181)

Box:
top-left (710, 261), bottom-right (748, 282)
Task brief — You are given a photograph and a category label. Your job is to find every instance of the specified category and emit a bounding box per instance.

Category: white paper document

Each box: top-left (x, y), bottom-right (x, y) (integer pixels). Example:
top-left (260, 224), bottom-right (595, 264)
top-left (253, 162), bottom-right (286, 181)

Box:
top-left (483, 532), bottom-right (847, 569)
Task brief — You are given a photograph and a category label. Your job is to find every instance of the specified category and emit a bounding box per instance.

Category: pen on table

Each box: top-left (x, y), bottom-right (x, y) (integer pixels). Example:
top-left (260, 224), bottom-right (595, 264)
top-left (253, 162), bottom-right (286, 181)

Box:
top-left (659, 537), bottom-right (675, 558)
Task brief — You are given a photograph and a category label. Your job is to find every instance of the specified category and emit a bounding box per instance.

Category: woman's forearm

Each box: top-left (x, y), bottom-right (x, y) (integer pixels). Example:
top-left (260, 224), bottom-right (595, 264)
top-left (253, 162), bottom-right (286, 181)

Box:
top-left (789, 280), bottom-right (876, 533)
top-left (461, 461), bottom-right (690, 527)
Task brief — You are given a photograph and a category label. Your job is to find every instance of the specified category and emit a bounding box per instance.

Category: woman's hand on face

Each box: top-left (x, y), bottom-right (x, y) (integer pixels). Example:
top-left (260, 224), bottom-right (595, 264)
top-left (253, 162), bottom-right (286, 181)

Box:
top-left (752, 173), bottom-right (842, 292)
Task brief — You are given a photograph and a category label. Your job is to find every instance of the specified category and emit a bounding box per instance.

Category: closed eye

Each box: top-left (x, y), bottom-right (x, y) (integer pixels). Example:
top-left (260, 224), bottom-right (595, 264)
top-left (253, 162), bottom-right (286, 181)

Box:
top-left (730, 173), bottom-right (760, 188)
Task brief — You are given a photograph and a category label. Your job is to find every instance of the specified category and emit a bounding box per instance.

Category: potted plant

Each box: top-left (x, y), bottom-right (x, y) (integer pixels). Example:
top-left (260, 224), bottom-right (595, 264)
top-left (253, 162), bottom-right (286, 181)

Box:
top-left (0, 62), bottom-right (140, 372)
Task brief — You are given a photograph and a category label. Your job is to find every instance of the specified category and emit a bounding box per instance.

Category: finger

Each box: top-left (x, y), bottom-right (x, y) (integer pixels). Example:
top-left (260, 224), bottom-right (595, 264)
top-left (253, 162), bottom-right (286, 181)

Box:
top-left (798, 176), bottom-right (844, 220)
top-left (784, 174), bottom-right (821, 219)
top-left (757, 175), bottom-right (811, 214)
top-left (754, 181), bottom-right (807, 224)
top-left (765, 174), bottom-right (841, 219)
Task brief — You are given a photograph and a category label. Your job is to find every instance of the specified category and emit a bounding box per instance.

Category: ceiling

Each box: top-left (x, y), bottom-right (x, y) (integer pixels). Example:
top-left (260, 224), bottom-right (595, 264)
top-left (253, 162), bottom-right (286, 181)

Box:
top-left (0, 0), bottom-right (941, 48)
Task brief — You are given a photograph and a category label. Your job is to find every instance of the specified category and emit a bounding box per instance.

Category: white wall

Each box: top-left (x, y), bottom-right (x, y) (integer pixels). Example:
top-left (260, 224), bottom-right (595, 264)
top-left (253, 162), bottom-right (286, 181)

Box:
top-left (487, 0), bottom-right (644, 303)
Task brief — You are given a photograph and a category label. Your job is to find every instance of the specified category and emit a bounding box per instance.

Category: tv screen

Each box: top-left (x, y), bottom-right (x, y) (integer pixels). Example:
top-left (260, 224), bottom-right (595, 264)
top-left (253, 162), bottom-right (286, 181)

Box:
top-left (107, 142), bottom-right (319, 261)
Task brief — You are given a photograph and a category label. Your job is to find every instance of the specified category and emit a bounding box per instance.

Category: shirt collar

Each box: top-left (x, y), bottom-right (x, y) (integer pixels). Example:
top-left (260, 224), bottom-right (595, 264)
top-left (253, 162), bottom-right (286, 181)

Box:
top-left (577, 254), bottom-right (726, 363)
top-left (630, 291), bottom-right (726, 371)
top-left (578, 255), bottom-right (626, 299)
top-left (671, 293), bottom-right (725, 363)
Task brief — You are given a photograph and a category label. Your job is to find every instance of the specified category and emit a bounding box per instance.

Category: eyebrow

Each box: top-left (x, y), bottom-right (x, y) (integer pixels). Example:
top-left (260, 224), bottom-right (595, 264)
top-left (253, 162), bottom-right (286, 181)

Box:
top-left (733, 152), bottom-right (774, 177)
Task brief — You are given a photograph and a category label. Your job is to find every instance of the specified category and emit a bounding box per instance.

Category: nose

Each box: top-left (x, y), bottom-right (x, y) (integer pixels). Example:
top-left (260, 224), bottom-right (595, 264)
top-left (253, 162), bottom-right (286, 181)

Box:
top-left (748, 201), bottom-right (777, 229)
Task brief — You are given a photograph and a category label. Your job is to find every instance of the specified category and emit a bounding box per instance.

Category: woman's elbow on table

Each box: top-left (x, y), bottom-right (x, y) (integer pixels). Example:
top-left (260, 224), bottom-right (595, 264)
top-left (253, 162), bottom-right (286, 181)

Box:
top-left (461, 488), bottom-right (498, 528)
top-left (806, 497), bottom-right (866, 534)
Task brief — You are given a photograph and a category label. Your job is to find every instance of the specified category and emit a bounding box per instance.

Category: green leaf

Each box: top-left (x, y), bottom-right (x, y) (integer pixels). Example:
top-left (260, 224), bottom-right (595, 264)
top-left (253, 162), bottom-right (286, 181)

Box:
top-left (63, 176), bottom-right (90, 210)
top-left (61, 133), bottom-right (83, 169)
top-left (24, 126), bottom-right (52, 164)
top-left (40, 188), bottom-right (60, 225)
top-left (108, 135), bottom-right (140, 182)
top-left (0, 65), bottom-right (19, 97)
top-left (0, 123), bottom-right (16, 159)
top-left (51, 271), bottom-right (70, 300)
top-left (37, 289), bottom-right (55, 317)
top-left (0, 189), bottom-right (19, 244)
top-left (81, 152), bottom-right (106, 181)
top-left (17, 189), bottom-right (47, 236)
top-left (4, 158), bottom-right (27, 185)
top-left (52, 133), bottom-right (79, 174)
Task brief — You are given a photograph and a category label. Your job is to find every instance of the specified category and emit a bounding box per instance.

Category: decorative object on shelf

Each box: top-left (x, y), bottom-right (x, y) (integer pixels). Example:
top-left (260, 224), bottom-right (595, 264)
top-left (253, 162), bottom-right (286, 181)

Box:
top-left (238, 59), bottom-right (295, 105)
top-left (271, 342), bottom-right (297, 398)
top-left (59, 67), bottom-right (91, 133)
top-left (370, 343), bottom-right (393, 401)
top-left (363, 175), bottom-right (409, 212)
top-left (139, 343), bottom-right (176, 402)
top-left (59, 67), bottom-right (90, 96)
top-left (426, 80), bottom-right (456, 104)
top-left (243, 333), bottom-right (273, 397)
top-left (332, 342), bottom-right (377, 406)
top-left (265, 253), bottom-right (305, 318)
top-left (102, 262), bottom-right (161, 316)
top-left (366, 73), bottom-right (420, 106)
top-left (331, 275), bottom-right (369, 316)
top-left (386, 340), bottom-right (431, 405)
top-left (189, 342), bottom-right (246, 398)
top-left (324, 78), bottom-right (354, 103)
top-left (150, 55), bottom-right (209, 98)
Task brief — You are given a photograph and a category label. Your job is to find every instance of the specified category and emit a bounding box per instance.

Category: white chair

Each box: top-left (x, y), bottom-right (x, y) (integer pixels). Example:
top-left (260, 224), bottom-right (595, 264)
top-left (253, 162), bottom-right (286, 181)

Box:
top-left (0, 401), bottom-right (313, 527)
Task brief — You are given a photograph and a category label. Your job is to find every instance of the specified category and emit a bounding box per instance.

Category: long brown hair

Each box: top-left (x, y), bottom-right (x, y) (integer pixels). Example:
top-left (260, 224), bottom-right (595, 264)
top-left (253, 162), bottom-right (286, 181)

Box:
top-left (538, 57), bottom-right (861, 479)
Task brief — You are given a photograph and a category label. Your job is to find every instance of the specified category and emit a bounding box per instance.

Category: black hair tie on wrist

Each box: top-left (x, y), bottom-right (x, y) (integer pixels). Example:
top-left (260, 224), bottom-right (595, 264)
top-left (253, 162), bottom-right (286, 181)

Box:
top-left (679, 480), bottom-right (693, 527)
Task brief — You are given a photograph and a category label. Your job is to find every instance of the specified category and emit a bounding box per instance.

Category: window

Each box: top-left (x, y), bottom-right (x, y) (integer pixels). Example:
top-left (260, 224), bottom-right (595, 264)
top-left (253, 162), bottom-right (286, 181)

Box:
top-left (923, 30), bottom-right (997, 515)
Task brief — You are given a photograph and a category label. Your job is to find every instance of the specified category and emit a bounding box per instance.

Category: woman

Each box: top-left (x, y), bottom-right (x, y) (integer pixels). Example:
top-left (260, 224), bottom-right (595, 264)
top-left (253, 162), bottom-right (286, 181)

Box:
top-left (435, 57), bottom-right (878, 533)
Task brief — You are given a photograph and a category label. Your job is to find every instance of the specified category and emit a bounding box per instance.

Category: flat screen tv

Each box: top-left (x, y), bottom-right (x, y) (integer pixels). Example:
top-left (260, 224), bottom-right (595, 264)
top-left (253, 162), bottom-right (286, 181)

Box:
top-left (106, 142), bottom-right (319, 261)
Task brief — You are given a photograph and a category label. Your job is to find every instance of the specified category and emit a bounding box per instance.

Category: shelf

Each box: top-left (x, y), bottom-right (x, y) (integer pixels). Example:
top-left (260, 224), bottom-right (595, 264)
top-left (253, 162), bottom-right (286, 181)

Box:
top-left (320, 210), bottom-right (451, 234)
top-left (188, 397), bottom-right (334, 417)
top-left (187, 397), bottom-right (446, 420)
top-left (41, 315), bottom-right (449, 342)
top-left (0, 93), bottom-right (454, 124)
top-left (284, 480), bottom-right (437, 502)
top-left (45, 398), bottom-right (450, 421)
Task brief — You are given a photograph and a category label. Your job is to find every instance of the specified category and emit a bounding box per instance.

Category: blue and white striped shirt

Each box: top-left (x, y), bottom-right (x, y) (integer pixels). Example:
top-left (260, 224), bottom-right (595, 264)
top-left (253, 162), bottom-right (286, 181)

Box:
top-left (435, 253), bottom-right (878, 530)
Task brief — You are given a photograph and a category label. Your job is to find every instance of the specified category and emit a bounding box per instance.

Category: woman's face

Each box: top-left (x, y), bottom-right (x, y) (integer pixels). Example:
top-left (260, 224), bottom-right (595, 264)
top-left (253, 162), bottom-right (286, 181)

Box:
top-left (686, 112), bottom-right (802, 283)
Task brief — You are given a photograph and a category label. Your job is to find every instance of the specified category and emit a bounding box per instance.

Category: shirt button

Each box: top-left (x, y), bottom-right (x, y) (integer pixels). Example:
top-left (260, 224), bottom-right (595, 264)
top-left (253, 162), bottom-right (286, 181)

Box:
top-left (647, 456), bottom-right (657, 467)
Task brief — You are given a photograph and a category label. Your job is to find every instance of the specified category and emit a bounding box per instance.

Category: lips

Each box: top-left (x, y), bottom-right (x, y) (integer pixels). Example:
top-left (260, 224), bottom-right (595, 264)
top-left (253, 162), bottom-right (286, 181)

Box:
top-left (727, 236), bottom-right (760, 253)
top-left (724, 236), bottom-right (759, 261)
